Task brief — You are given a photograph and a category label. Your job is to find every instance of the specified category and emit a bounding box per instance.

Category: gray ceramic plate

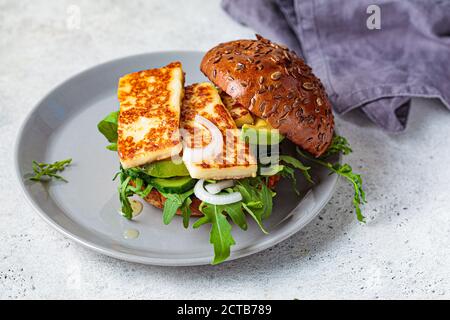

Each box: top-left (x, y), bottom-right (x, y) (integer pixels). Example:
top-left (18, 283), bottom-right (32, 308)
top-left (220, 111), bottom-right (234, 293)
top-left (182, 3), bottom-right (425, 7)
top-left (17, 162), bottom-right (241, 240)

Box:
top-left (15, 51), bottom-right (339, 266)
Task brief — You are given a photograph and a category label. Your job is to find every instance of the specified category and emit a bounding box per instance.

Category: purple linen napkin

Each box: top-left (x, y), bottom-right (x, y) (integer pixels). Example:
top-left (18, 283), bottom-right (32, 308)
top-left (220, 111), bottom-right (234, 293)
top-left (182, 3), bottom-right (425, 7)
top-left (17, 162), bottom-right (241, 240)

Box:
top-left (221, 0), bottom-right (450, 132)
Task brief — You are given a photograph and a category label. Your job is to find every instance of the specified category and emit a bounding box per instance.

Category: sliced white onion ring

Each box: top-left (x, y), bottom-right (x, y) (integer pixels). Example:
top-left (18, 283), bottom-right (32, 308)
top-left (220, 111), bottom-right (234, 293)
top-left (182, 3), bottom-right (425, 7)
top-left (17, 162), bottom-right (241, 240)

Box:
top-left (205, 180), bottom-right (235, 195)
top-left (182, 115), bottom-right (223, 163)
top-left (194, 179), bottom-right (242, 205)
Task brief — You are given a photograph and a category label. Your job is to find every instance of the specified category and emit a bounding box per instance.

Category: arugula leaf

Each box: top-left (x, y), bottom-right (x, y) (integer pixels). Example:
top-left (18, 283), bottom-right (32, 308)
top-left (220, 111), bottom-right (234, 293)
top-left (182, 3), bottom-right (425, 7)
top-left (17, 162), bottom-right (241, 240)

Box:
top-left (246, 201), bottom-right (263, 209)
top-left (331, 163), bottom-right (366, 222)
top-left (118, 175), bottom-right (133, 219)
top-left (29, 159), bottom-right (72, 182)
top-left (235, 178), bottom-right (272, 233)
top-left (280, 155), bottom-right (313, 184)
top-left (242, 203), bottom-right (269, 234)
top-left (161, 189), bottom-right (194, 225)
top-left (258, 155), bottom-right (312, 196)
top-left (234, 182), bottom-right (252, 203)
top-left (106, 142), bottom-right (117, 151)
top-left (278, 165), bottom-right (299, 195)
top-left (116, 168), bottom-right (153, 219)
top-left (126, 177), bottom-right (153, 198)
top-left (97, 111), bottom-right (119, 150)
top-left (192, 214), bottom-right (210, 229)
top-left (322, 135), bottom-right (353, 158)
top-left (195, 200), bottom-right (247, 231)
top-left (260, 182), bottom-right (273, 220)
top-left (296, 147), bottom-right (367, 222)
top-left (122, 167), bottom-right (143, 180)
top-left (194, 203), bottom-right (236, 265)
top-left (162, 198), bottom-right (181, 225)
top-left (180, 197), bottom-right (192, 228)
top-left (221, 202), bottom-right (248, 231)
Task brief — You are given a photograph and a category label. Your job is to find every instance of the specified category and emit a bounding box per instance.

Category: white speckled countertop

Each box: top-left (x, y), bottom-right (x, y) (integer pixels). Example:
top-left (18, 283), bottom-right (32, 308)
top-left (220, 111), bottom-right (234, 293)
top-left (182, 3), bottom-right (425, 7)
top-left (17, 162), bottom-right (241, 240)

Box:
top-left (1, 0), bottom-right (450, 300)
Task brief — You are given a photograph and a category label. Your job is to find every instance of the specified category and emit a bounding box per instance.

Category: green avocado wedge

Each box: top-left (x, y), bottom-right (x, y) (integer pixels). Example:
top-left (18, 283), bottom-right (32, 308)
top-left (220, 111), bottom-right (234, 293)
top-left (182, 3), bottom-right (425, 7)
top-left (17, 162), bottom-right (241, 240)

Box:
top-left (241, 125), bottom-right (284, 145)
top-left (140, 159), bottom-right (190, 178)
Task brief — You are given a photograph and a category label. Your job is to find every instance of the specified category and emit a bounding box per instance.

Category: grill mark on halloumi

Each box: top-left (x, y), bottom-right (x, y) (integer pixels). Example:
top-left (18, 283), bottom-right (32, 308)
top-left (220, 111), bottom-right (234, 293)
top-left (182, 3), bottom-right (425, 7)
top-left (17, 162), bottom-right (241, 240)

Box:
top-left (181, 82), bottom-right (257, 180)
top-left (117, 62), bottom-right (184, 169)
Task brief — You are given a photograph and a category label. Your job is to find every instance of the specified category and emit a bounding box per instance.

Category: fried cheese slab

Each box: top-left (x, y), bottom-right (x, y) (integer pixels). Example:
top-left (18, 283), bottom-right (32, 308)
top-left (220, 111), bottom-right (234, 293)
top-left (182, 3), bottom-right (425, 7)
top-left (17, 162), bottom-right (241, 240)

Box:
top-left (181, 82), bottom-right (257, 180)
top-left (117, 62), bottom-right (184, 169)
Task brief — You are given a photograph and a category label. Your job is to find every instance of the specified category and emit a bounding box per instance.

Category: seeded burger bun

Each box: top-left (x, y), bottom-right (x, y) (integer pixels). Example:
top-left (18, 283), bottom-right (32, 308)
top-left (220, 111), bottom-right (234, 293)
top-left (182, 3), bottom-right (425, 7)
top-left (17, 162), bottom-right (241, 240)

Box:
top-left (200, 35), bottom-right (334, 157)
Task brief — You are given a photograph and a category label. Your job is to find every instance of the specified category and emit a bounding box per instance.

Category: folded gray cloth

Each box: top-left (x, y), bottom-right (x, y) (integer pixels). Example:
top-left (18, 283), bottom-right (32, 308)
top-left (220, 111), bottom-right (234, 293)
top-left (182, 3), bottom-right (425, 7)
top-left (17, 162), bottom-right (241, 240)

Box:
top-left (222, 0), bottom-right (450, 132)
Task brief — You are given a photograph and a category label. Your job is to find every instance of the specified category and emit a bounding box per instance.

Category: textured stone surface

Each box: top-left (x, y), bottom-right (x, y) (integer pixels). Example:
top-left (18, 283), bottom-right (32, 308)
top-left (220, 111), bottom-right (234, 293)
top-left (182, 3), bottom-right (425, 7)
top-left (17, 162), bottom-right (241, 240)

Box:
top-left (1, 0), bottom-right (450, 299)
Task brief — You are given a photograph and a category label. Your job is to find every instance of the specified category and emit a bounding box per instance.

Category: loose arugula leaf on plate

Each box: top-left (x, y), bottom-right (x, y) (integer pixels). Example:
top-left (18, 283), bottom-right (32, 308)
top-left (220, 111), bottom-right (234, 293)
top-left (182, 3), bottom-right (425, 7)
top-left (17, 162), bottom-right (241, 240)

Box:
top-left (193, 203), bottom-right (236, 265)
top-left (29, 158), bottom-right (72, 182)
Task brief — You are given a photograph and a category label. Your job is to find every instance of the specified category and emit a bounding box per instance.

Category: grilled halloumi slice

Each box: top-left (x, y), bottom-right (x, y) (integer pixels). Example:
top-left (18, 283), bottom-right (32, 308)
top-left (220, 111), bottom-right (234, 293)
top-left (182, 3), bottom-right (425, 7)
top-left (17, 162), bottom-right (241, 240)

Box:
top-left (181, 82), bottom-right (257, 180)
top-left (117, 62), bottom-right (184, 169)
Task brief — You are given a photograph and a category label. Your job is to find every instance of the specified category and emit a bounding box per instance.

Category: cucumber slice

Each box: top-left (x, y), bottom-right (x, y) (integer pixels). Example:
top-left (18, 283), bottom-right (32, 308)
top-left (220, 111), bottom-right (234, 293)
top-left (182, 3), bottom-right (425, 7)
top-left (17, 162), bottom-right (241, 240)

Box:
top-left (151, 176), bottom-right (196, 194)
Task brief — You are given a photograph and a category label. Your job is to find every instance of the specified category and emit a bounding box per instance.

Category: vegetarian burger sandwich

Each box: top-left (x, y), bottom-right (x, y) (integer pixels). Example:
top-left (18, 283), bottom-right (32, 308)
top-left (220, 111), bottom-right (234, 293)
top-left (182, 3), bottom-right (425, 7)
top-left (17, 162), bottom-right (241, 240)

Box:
top-left (98, 35), bottom-right (365, 264)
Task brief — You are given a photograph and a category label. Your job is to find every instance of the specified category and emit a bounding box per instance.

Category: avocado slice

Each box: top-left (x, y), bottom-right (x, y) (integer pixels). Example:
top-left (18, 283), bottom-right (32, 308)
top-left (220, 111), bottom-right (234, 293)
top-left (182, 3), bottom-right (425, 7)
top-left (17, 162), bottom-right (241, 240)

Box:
top-left (241, 118), bottom-right (284, 145)
top-left (254, 117), bottom-right (270, 128)
top-left (140, 159), bottom-right (190, 178)
top-left (151, 176), bottom-right (196, 194)
top-left (233, 111), bottom-right (254, 128)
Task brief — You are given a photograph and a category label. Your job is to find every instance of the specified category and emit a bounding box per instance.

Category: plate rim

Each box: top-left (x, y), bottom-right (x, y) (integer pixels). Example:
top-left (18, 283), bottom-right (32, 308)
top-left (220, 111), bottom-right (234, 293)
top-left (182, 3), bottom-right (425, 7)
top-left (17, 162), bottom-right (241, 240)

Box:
top-left (14, 51), bottom-right (340, 266)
